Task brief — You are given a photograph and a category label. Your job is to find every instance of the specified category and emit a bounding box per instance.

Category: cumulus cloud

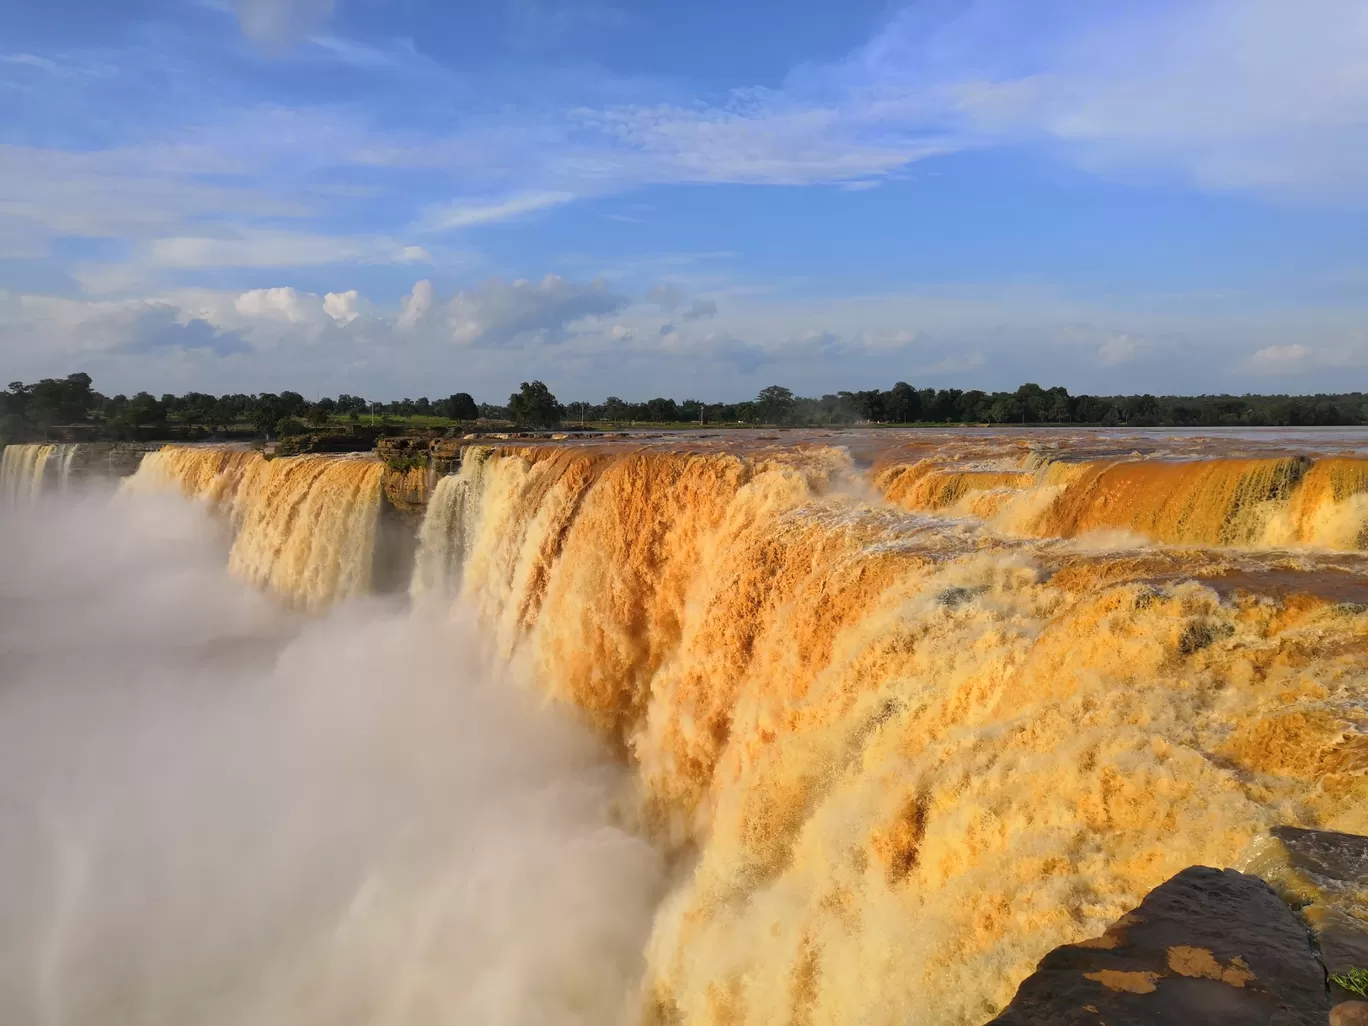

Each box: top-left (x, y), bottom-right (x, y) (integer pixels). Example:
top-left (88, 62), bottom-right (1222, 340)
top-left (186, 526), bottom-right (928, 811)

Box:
top-left (398, 279), bottom-right (434, 330)
top-left (323, 289), bottom-right (362, 324)
top-left (446, 275), bottom-right (629, 348)
top-left (235, 286), bottom-right (321, 324)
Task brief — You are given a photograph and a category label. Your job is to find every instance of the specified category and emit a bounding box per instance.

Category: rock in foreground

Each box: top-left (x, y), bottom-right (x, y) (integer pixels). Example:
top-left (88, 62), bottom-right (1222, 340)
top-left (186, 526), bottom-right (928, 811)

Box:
top-left (987, 866), bottom-right (1326, 1025)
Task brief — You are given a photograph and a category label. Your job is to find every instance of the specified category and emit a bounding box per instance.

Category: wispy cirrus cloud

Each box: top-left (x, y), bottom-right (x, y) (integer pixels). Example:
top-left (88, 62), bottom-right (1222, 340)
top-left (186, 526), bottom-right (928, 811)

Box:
top-left (417, 192), bottom-right (577, 232)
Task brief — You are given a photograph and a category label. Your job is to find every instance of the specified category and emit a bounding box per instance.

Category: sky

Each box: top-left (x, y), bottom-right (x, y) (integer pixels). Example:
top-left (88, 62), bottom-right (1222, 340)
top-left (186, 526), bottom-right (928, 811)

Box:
top-left (2, 0), bottom-right (1367, 402)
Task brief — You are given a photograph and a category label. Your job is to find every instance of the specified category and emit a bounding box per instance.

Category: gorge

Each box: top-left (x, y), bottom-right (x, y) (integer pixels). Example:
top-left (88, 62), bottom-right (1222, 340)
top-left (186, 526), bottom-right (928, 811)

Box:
top-left (5, 430), bottom-right (1368, 1024)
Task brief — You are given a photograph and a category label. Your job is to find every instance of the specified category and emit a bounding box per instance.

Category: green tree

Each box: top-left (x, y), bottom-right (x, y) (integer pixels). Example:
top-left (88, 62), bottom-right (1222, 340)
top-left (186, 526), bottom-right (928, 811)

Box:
top-left (755, 385), bottom-right (796, 424)
top-left (250, 394), bottom-right (286, 434)
top-left (124, 391), bottom-right (168, 429)
top-left (438, 393), bottom-right (478, 421)
top-left (646, 397), bottom-right (679, 422)
top-left (507, 380), bottom-right (564, 428)
top-left (888, 381), bottom-right (920, 422)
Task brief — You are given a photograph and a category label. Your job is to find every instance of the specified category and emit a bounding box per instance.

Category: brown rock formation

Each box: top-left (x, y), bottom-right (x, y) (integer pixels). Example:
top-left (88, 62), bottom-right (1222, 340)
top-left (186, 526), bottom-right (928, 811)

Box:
top-left (1333, 1002), bottom-right (1368, 1025)
top-left (986, 866), bottom-right (1327, 1025)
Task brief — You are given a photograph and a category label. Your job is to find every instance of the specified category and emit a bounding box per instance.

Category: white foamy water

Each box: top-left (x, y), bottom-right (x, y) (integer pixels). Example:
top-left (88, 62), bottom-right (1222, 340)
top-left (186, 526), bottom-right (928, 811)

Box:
top-left (0, 492), bottom-right (664, 1026)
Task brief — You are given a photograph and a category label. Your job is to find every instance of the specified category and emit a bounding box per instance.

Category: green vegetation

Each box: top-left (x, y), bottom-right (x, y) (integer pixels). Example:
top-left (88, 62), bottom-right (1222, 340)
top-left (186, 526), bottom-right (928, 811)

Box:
top-left (507, 380), bottom-right (564, 429)
top-left (4, 372), bottom-right (1368, 445)
top-left (384, 454), bottom-right (429, 473)
top-left (1332, 968), bottom-right (1368, 997)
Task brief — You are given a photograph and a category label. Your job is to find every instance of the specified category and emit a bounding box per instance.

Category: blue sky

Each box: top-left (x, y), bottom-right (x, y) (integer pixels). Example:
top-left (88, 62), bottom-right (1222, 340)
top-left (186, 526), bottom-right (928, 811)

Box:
top-left (2, 0), bottom-right (1367, 401)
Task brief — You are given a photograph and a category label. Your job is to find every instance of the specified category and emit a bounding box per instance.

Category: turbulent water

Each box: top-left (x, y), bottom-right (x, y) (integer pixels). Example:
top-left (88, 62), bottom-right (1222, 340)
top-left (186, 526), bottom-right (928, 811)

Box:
top-left (15, 431), bottom-right (1368, 1024)
top-left (126, 447), bottom-right (386, 610)
top-left (875, 433), bottom-right (1368, 550)
top-left (1, 443), bottom-right (79, 503)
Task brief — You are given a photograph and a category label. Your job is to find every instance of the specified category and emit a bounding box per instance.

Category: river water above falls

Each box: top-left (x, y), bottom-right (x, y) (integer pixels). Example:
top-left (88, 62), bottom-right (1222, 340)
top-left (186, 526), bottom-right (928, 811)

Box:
top-left (6, 428), bottom-right (1368, 1024)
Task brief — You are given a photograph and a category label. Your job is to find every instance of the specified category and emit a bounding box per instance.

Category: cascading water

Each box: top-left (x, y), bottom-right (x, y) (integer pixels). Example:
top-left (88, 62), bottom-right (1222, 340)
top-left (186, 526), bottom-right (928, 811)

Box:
top-left (0, 442), bottom-right (80, 503)
top-left (411, 438), bottom-right (1368, 1026)
top-left (12, 432), bottom-right (1368, 1025)
top-left (126, 446), bottom-right (385, 610)
top-left (410, 447), bottom-right (492, 603)
top-left (875, 441), bottom-right (1368, 550)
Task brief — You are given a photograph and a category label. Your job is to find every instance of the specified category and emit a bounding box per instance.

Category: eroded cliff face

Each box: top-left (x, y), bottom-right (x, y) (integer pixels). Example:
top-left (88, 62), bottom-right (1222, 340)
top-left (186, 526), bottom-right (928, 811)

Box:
top-left (415, 438), bottom-right (1368, 1026)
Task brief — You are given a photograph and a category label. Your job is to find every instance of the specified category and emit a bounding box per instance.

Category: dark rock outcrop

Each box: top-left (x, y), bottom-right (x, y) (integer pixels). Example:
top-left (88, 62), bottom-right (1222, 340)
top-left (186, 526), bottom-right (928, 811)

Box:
top-left (986, 866), bottom-right (1327, 1025)
top-left (1273, 826), bottom-right (1368, 1005)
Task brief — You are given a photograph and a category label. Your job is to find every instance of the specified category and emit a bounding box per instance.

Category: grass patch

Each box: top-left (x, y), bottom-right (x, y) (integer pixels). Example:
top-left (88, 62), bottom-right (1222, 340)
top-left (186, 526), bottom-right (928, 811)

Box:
top-left (1332, 967), bottom-right (1368, 997)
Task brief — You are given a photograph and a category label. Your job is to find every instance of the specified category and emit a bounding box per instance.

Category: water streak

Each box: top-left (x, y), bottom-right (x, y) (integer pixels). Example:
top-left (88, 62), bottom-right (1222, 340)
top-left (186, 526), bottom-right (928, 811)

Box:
top-left (410, 448), bottom-right (492, 603)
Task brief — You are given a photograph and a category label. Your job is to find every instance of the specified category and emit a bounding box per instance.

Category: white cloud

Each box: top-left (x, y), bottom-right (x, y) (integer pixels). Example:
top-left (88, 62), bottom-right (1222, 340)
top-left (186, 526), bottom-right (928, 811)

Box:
top-left (3, 54), bottom-right (59, 72)
top-left (323, 290), bottom-right (362, 324)
top-left (398, 279), bottom-right (434, 330)
top-left (1098, 333), bottom-right (1144, 366)
top-left (941, 0), bottom-right (1368, 198)
top-left (149, 232), bottom-right (426, 270)
top-left (1249, 343), bottom-right (1314, 373)
top-left (418, 192), bottom-right (576, 232)
top-left (235, 286), bottom-right (321, 324)
top-left (3, 275), bottom-right (1368, 401)
top-left (445, 275), bottom-right (629, 347)
top-left (0, 144), bottom-right (303, 240)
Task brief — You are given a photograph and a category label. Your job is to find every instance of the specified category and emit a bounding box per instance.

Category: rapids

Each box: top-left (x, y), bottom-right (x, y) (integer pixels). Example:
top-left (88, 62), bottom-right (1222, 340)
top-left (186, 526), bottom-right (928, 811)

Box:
top-left (47, 430), bottom-right (1368, 1023)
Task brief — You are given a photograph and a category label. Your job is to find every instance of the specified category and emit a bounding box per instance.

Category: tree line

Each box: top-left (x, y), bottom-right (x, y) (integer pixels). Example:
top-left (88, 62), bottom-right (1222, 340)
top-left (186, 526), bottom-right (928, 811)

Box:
top-left (3, 373), bottom-right (1367, 443)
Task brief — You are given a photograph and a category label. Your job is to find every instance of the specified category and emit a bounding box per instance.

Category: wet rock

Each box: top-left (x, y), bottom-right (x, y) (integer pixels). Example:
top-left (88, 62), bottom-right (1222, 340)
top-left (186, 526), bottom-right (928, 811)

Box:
top-left (986, 866), bottom-right (1327, 1025)
top-left (1272, 826), bottom-right (1368, 1003)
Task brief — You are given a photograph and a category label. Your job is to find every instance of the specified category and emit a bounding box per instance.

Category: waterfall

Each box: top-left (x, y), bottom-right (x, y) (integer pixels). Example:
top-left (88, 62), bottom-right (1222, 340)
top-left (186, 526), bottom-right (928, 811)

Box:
top-left (409, 440), bottom-right (1368, 1026)
top-left (876, 447), bottom-right (1368, 550)
top-left (126, 446), bottom-right (385, 610)
top-left (98, 435), bottom-right (1368, 1024)
top-left (1, 443), bottom-right (80, 504)
top-left (410, 446), bottom-right (492, 603)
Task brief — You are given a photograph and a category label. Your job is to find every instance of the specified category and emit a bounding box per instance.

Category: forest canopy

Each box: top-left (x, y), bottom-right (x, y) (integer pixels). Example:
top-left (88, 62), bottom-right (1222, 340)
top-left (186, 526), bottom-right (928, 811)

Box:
top-left (3, 373), bottom-right (1366, 443)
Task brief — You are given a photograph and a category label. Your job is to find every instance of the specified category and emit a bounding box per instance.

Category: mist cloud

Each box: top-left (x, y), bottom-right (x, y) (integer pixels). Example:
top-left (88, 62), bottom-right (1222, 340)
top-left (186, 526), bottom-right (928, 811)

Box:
top-left (0, 491), bottom-right (664, 1026)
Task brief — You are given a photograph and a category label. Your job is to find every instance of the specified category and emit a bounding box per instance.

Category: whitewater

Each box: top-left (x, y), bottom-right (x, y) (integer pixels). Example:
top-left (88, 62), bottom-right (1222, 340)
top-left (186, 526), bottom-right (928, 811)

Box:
top-left (5, 429), bottom-right (1368, 1024)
